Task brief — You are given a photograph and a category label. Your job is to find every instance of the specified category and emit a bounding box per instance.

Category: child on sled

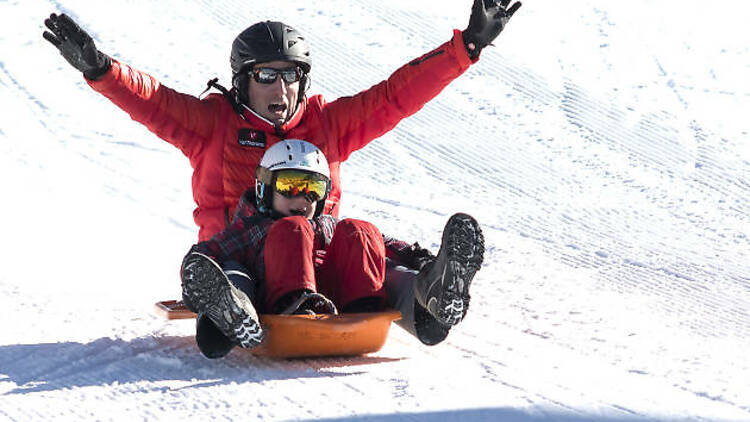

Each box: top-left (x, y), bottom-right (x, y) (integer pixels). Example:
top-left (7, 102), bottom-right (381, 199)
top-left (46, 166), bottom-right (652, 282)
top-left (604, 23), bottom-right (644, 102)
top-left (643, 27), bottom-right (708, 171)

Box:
top-left (181, 140), bottom-right (484, 358)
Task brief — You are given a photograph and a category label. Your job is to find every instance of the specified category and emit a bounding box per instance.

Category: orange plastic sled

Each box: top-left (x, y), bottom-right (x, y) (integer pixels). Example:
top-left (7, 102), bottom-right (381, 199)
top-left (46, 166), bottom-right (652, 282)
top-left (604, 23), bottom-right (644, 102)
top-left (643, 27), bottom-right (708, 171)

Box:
top-left (155, 300), bottom-right (401, 358)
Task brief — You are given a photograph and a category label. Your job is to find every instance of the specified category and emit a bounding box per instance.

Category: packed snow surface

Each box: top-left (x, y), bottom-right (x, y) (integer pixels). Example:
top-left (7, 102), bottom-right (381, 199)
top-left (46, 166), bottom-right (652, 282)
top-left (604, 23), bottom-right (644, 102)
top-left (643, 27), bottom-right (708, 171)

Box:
top-left (1, 0), bottom-right (749, 421)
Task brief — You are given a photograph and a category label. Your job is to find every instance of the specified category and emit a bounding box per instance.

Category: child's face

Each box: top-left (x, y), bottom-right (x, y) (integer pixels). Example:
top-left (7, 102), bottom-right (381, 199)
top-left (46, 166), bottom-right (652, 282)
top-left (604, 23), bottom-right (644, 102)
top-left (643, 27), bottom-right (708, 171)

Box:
top-left (272, 191), bottom-right (316, 218)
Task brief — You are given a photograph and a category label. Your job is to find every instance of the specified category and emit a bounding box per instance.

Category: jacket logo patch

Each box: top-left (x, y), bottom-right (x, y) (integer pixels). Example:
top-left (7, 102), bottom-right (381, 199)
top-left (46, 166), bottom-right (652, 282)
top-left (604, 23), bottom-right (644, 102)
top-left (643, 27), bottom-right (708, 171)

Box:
top-left (238, 128), bottom-right (267, 148)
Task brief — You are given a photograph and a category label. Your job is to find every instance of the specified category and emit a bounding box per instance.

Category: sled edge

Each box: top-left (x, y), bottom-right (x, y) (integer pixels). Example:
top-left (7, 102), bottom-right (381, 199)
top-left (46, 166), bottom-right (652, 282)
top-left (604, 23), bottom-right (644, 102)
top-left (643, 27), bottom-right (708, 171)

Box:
top-left (154, 300), bottom-right (197, 320)
top-left (154, 299), bottom-right (402, 358)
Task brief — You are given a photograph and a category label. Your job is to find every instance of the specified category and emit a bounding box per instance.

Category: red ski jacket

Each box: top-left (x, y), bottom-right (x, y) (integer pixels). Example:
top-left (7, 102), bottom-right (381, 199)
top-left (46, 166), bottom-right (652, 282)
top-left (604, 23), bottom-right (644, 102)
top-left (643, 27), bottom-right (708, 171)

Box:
top-left (88, 30), bottom-right (474, 241)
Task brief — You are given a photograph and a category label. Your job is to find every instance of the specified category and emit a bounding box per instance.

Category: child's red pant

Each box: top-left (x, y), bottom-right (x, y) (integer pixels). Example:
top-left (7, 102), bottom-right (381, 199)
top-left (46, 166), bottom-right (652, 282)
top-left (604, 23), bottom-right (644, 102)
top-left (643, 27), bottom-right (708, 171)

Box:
top-left (263, 216), bottom-right (387, 311)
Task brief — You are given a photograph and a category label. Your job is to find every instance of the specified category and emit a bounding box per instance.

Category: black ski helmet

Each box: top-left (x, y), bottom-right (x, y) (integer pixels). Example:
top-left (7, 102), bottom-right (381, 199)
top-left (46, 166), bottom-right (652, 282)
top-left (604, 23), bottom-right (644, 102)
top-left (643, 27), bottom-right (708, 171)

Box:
top-left (230, 21), bottom-right (312, 105)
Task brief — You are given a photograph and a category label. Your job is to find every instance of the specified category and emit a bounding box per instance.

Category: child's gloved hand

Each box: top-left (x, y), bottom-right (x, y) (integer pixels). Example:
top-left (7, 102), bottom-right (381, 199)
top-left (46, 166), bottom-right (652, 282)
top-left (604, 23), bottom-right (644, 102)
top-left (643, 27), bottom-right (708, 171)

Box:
top-left (400, 242), bottom-right (436, 272)
top-left (463, 0), bottom-right (522, 59)
top-left (43, 13), bottom-right (111, 80)
top-left (280, 291), bottom-right (338, 315)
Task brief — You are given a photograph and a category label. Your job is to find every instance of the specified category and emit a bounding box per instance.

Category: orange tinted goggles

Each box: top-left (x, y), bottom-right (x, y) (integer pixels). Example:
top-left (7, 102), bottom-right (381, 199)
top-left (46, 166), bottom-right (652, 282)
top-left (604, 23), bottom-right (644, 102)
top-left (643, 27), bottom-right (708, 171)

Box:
top-left (274, 170), bottom-right (329, 202)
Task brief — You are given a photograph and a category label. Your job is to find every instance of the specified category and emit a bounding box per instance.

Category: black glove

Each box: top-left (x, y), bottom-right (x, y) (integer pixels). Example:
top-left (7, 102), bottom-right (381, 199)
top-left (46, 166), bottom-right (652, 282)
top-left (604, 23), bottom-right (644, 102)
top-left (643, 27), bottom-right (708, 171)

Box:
top-left (276, 290), bottom-right (338, 315)
top-left (43, 13), bottom-right (111, 80)
top-left (399, 242), bottom-right (436, 272)
top-left (463, 0), bottom-right (522, 59)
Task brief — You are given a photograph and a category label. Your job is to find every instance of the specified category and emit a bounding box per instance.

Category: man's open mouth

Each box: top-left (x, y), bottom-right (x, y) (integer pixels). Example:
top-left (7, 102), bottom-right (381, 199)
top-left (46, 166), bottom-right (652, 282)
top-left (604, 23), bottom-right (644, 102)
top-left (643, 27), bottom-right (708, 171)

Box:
top-left (268, 103), bottom-right (287, 114)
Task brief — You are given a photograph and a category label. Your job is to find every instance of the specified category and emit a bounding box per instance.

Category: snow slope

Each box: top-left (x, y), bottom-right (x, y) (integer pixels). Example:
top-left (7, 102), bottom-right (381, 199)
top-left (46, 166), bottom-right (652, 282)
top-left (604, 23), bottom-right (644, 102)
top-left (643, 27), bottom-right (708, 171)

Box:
top-left (1, 0), bottom-right (749, 420)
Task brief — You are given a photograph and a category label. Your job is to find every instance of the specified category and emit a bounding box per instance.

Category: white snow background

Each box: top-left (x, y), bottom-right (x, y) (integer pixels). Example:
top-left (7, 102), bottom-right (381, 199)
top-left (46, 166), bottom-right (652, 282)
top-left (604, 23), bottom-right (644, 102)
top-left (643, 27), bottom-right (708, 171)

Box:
top-left (1, 0), bottom-right (749, 420)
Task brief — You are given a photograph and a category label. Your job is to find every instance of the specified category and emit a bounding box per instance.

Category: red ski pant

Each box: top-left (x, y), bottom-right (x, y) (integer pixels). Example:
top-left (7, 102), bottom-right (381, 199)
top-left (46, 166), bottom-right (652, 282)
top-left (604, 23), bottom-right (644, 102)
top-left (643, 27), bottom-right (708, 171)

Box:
top-left (263, 216), bottom-right (387, 310)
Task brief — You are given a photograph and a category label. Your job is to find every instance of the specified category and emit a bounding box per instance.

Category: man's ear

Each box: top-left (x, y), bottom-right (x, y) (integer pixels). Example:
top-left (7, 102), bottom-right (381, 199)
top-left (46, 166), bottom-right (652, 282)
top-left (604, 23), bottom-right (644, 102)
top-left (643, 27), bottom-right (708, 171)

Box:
top-left (299, 74), bottom-right (311, 101)
top-left (233, 73), bottom-right (250, 105)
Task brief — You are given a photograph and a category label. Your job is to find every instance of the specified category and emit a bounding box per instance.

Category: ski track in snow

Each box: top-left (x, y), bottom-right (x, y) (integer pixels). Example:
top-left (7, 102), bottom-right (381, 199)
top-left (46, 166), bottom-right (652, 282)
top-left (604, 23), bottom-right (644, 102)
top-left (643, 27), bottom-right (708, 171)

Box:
top-left (1, 0), bottom-right (749, 421)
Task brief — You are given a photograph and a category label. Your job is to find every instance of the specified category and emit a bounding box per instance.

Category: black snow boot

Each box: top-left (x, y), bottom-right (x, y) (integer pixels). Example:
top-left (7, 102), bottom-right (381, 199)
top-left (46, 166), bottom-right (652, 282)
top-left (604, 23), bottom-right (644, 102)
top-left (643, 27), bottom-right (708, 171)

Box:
top-left (194, 313), bottom-right (235, 359)
top-left (181, 252), bottom-right (264, 353)
top-left (414, 213), bottom-right (484, 326)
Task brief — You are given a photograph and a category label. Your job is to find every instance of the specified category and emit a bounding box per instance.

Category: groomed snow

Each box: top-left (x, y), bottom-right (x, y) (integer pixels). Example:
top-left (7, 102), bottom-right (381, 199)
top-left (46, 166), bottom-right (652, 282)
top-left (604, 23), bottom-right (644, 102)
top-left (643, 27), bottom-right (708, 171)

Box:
top-left (1, 0), bottom-right (748, 421)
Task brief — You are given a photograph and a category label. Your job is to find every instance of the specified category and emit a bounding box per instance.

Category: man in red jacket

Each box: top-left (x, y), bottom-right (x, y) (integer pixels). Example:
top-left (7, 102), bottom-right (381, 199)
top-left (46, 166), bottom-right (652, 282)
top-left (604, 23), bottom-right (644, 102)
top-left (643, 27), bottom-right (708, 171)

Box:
top-left (43, 0), bottom-right (520, 350)
top-left (42, 0), bottom-right (520, 241)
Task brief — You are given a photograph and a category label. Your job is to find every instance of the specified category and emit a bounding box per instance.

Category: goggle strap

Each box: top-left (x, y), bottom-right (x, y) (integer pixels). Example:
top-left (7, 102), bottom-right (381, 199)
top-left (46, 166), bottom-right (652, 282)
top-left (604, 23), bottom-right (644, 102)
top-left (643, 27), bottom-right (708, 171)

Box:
top-left (256, 166), bottom-right (274, 184)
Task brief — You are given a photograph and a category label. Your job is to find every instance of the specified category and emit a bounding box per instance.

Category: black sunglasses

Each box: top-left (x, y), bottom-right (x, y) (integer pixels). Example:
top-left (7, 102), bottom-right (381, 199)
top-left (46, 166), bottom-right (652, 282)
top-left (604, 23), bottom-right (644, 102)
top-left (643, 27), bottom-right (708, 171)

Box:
top-left (251, 67), bottom-right (303, 84)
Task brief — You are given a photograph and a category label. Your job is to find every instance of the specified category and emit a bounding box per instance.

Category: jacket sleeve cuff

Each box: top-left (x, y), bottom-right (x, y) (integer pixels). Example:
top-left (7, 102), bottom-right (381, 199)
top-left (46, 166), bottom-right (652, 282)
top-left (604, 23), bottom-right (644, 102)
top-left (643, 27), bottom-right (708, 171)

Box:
top-left (84, 58), bottom-right (121, 90)
top-left (453, 29), bottom-right (480, 65)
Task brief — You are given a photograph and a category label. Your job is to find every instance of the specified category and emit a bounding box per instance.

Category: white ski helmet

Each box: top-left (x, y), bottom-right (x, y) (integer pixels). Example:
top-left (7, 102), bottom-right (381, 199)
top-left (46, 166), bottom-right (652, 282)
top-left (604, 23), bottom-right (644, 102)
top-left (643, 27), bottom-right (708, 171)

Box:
top-left (255, 139), bottom-right (331, 216)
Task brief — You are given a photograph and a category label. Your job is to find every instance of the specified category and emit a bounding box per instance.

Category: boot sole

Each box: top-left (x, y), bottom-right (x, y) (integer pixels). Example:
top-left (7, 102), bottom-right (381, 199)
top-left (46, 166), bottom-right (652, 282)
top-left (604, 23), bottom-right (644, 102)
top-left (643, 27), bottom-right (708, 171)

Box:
top-left (182, 253), bottom-right (263, 349)
top-left (428, 213), bottom-right (484, 325)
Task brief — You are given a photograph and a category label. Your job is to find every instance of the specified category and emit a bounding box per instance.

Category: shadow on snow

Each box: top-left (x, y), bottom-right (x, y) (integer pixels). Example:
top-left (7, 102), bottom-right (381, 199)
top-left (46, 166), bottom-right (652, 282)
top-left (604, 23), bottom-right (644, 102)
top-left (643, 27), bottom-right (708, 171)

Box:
top-left (308, 409), bottom-right (694, 422)
top-left (0, 335), bottom-right (402, 395)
